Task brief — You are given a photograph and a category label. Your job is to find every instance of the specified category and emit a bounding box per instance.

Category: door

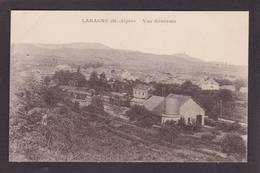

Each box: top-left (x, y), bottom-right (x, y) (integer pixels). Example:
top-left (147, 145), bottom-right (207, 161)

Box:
top-left (196, 115), bottom-right (202, 125)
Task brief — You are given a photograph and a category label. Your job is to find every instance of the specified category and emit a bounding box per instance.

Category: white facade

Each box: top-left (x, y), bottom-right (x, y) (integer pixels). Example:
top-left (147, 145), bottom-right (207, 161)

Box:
top-left (133, 88), bottom-right (149, 99)
top-left (199, 79), bottom-right (220, 90)
top-left (220, 85), bottom-right (236, 92)
top-left (162, 98), bottom-right (205, 125)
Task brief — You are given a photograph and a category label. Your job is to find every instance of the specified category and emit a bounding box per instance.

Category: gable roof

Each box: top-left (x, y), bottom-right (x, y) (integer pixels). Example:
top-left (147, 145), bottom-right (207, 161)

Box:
top-left (164, 94), bottom-right (191, 115)
top-left (166, 94), bottom-right (191, 104)
top-left (144, 96), bottom-right (165, 114)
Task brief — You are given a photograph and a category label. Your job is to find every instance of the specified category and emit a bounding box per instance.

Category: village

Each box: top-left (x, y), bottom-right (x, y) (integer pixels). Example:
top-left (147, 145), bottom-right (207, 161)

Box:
top-left (36, 63), bottom-right (248, 125)
top-left (9, 56), bottom-right (248, 162)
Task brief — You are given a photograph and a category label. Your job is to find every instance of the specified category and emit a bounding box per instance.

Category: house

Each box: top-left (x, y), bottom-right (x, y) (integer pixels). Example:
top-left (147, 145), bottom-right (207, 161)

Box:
top-left (198, 78), bottom-right (220, 90)
top-left (133, 84), bottom-right (154, 99)
top-left (130, 84), bottom-right (154, 106)
top-left (144, 94), bottom-right (205, 125)
top-left (240, 87), bottom-right (248, 93)
top-left (220, 85), bottom-right (236, 92)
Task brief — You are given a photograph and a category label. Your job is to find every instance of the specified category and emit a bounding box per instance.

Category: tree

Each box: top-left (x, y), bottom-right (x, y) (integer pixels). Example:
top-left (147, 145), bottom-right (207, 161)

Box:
top-left (88, 95), bottom-right (104, 113)
top-left (218, 89), bottom-right (233, 102)
top-left (125, 105), bottom-right (159, 128)
top-left (180, 80), bottom-right (200, 95)
top-left (89, 71), bottom-right (99, 88)
top-left (221, 133), bottom-right (246, 157)
top-left (233, 79), bottom-right (246, 92)
top-left (99, 72), bottom-right (107, 87)
top-left (52, 70), bottom-right (72, 85)
top-left (72, 72), bottom-right (87, 87)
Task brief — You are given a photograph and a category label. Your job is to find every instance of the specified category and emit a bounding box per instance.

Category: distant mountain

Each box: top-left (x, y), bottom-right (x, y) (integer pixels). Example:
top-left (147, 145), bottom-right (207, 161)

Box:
top-left (11, 43), bottom-right (247, 78)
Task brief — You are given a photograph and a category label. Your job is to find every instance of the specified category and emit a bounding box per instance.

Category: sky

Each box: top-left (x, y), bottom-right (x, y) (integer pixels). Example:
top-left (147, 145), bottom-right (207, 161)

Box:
top-left (11, 11), bottom-right (249, 65)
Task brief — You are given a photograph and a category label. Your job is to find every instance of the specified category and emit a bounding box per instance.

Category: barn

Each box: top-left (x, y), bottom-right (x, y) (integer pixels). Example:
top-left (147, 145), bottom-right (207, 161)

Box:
top-left (144, 94), bottom-right (205, 125)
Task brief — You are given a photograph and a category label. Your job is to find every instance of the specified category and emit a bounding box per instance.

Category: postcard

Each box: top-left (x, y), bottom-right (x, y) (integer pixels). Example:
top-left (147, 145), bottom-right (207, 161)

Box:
top-left (9, 11), bottom-right (248, 162)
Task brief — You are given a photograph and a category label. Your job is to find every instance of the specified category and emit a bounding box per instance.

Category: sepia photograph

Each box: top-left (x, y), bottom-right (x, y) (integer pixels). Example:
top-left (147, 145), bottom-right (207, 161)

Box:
top-left (9, 11), bottom-right (248, 162)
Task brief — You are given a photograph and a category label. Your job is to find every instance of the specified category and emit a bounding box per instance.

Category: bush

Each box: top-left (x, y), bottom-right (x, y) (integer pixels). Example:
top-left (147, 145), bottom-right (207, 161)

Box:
top-left (159, 121), bottom-right (180, 143)
top-left (176, 117), bottom-right (201, 132)
top-left (218, 121), bottom-right (246, 134)
top-left (221, 133), bottom-right (246, 156)
top-left (204, 118), bottom-right (218, 127)
top-left (211, 129), bottom-right (221, 136)
top-left (126, 105), bottom-right (160, 128)
top-left (201, 133), bottom-right (216, 141)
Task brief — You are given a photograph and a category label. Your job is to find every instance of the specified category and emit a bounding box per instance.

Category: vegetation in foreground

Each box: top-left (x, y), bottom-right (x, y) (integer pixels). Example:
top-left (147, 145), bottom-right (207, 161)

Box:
top-left (10, 77), bottom-right (246, 162)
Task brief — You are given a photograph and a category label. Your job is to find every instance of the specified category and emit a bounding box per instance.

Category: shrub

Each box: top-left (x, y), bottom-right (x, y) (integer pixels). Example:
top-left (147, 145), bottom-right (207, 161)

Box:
top-left (176, 117), bottom-right (201, 132)
top-left (204, 118), bottom-right (218, 127)
top-left (201, 133), bottom-right (216, 141)
top-left (218, 121), bottom-right (246, 134)
top-left (221, 133), bottom-right (246, 156)
top-left (211, 129), bottom-right (221, 136)
top-left (126, 105), bottom-right (160, 128)
top-left (159, 121), bottom-right (180, 143)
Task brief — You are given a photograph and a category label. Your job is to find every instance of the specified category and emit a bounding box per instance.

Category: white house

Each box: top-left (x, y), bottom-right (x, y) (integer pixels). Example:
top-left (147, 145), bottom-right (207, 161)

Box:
top-left (220, 85), bottom-right (236, 92)
top-left (130, 84), bottom-right (154, 106)
top-left (144, 94), bottom-right (205, 125)
top-left (133, 84), bottom-right (154, 99)
top-left (198, 78), bottom-right (220, 90)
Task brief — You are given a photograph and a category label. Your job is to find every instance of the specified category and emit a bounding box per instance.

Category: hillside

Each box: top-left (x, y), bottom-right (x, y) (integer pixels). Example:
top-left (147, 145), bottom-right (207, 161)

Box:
top-left (11, 43), bottom-right (248, 78)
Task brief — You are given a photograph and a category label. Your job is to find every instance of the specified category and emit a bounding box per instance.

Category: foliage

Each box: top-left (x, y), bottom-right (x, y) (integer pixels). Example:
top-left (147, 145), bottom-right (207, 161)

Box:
top-left (201, 133), bottom-right (216, 141)
top-left (126, 105), bottom-right (160, 128)
top-left (82, 95), bottom-right (105, 114)
top-left (89, 71), bottom-right (99, 88)
top-left (176, 117), bottom-right (201, 132)
top-left (218, 121), bottom-right (246, 134)
top-left (218, 89), bottom-right (233, 102)
top-left (233, 79), bottom-right (246, 91)
top-left (52, 70), bottom-right (87, 87)
top-left (221, 133), bottom-right (246, 156)
top-left (72, 101), bottom-right (80, 113)
top-left (83, 61), bottom-right (104, 69)
top-left (159, 121), bottom-right (180, 143)
top-left (180, 80), bottom-right (200, 95)
top-left (9, 77), bottom-right (83, 161)
top-left (211, 129), bottom-right (221, 136)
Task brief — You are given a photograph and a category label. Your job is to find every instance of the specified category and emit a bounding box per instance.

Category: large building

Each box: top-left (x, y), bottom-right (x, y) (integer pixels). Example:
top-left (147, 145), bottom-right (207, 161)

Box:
top-left (144, 94), bottom-right (205, 125)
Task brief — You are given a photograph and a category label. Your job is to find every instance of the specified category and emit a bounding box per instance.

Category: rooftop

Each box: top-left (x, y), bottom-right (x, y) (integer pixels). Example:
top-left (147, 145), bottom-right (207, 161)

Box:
top-left (134, 84), bottom-right (152, 90)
